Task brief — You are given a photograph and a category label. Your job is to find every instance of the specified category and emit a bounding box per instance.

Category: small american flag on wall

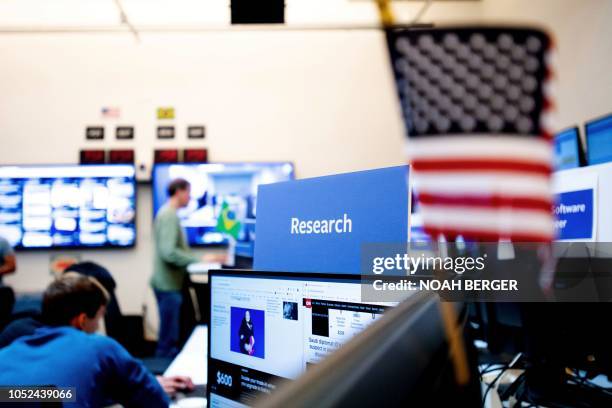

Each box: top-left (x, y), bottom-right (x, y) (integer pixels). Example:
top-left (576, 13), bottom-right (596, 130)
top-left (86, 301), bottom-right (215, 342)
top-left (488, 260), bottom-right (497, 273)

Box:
top-left (101, 107), bottom-right (121, 118)
top-left (387, 27), bottom-right (556, 241)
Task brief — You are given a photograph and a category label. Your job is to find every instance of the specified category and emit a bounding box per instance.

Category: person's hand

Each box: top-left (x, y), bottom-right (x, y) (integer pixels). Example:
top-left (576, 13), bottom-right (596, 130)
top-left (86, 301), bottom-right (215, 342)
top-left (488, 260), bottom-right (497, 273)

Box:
top-left (156, 375), bottom-right (195, 397)
top-left (201, 253), bottom-right (227, 264)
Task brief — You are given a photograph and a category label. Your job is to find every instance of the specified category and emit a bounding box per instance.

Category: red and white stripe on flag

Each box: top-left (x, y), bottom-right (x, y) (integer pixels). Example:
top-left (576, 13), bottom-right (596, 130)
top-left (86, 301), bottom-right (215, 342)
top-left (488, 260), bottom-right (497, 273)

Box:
top-left (387, 27), bottom-right (556, 242)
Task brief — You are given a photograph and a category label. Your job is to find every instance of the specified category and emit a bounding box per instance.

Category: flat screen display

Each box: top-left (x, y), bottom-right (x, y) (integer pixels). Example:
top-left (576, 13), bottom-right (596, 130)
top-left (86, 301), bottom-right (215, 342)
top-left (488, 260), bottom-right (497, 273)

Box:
top-left (554, 127), bottom-right (581, 170)
top-left (0, 165), bottom-right (136, 249)
top-left (152, 162), bottom-right (294, 255)
top-left (586, 114), bottom-right (612, 165)
top-left (207, 270), bottom-right (399, 408)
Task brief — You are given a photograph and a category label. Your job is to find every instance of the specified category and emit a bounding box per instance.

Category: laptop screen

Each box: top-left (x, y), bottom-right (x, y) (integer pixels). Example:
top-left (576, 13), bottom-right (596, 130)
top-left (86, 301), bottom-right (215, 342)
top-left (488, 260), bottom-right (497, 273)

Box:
top-left (207, 270), bottom-right (398, 408)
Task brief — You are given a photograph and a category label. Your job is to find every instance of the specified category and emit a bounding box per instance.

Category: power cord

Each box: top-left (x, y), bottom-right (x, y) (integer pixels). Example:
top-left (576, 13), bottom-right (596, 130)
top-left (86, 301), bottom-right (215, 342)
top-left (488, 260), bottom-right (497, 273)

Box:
top-left (567, 375), bottom-right (612, 397)
top-left (480, 364), bottom-right (509, 377)
top-left (481, 353), bottom-right (522, 408)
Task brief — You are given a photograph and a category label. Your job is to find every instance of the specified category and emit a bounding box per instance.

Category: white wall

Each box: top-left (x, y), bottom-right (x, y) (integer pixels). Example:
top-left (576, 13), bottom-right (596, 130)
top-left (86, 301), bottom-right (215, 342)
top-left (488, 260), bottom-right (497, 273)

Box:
top-left (1, 0), bottom-right (611, 332)
top-left (0, 30), bottom-right (407, 326)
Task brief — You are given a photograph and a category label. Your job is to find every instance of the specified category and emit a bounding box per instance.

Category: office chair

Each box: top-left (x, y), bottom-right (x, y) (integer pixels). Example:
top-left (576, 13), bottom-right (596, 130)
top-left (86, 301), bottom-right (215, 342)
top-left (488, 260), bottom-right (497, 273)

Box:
top-left (64, 262), bottom-right (152, 357)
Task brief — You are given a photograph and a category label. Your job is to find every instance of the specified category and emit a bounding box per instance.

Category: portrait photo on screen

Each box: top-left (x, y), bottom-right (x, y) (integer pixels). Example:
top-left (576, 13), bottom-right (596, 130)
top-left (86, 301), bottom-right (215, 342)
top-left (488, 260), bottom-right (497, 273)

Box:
top-left (283, 301), bottom-right (298, 321)
top-left (230, 307), bottom-right (265, 359)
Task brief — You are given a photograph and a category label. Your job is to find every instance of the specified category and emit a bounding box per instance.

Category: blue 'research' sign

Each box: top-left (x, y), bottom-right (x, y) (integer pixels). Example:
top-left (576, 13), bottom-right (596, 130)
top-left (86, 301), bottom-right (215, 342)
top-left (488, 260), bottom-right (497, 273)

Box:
top-left (254, 166), bottom-right (409, 273)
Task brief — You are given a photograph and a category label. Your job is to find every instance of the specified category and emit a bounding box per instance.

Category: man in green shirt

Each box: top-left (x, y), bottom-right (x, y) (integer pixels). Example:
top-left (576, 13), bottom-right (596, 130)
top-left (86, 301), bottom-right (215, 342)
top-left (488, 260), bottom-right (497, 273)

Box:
top-left (151, 178), bottom-right (200, 357)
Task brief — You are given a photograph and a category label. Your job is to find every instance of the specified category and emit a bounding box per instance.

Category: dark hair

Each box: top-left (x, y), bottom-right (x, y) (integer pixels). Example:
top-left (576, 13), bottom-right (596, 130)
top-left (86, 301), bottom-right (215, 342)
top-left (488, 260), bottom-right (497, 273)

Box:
top-left (42, 274), bottom-right (109, 327)
top-left (167, 178), bottom-right (190, 197)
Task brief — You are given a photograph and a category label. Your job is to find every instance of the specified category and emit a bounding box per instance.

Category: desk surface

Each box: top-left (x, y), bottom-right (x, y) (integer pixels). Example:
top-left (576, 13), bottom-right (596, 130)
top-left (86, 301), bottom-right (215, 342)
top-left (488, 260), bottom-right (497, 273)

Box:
top-left (187, 262), bottom-right (219, 274)
top-left (164, 325), bottom-right (208, 385)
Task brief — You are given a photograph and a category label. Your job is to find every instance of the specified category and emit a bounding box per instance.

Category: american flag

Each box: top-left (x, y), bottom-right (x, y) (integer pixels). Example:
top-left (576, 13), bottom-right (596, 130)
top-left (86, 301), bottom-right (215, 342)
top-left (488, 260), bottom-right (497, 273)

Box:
top-left (101, 107), bottom-right (121, 118)
top-left (387, 27), bottom-right (555, 242)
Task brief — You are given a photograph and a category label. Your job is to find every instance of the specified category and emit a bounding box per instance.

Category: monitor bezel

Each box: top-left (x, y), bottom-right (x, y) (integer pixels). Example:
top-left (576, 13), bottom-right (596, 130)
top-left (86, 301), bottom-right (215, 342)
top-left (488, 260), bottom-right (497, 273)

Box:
top-left (0, 163), bottom-right (137, 251)
top-left (584, 113), bottom-right (612, 166)
top-left (206, 268), bottom-right (368, 406)
top-left (554, 125), bottom-right (586, 170)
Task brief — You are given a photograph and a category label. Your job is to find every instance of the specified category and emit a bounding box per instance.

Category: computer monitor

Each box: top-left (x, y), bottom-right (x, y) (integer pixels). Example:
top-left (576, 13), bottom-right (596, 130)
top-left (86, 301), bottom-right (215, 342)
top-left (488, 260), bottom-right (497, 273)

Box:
top-left (554, 127), bottom-right (584, 170)
top-left (257, 292), bottom-right (480, 407)
top-left (207, 270), bottom-right (401, 408)
top-left (152, 162), bottom-right (294, 256)
top-left (0, 164), bottom-right (136, 249)
top-left (585, 114), bottom-right (612, 165)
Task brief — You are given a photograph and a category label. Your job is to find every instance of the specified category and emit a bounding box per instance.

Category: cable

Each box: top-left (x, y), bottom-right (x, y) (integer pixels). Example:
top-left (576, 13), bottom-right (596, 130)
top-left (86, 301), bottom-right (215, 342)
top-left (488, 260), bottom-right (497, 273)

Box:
top-left (479, 363), bottom-right (492, 380)
top-left (567, 376), bottom-right (612, 397)
top-left (479, 363), bottom-right (494, 375)
top-left (480, 364), bottom-right (509, 377)
top-left (481, 353), bottom-right (522, 408)
top-left (113, 0), bottom-right (140, 42)
top-left (410, 0), bottom-right (433, 25)
top-left (481, 367), bottom-right (509, 408)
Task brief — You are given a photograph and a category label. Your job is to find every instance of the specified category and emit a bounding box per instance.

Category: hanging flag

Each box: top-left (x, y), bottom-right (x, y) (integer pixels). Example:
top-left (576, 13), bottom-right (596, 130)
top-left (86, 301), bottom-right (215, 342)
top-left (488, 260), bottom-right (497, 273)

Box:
top-left (216, 202), bottom-right (242, 239)
top-left (387, 27), bottom-right (556, 241)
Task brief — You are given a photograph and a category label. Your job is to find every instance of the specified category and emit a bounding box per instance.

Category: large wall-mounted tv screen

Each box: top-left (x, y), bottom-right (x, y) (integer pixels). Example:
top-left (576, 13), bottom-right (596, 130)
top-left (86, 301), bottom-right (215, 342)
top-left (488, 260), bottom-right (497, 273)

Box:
top-left (0, 164), bottom-right (136, 249)
top-left (152, 162), bottom-right (294, 256)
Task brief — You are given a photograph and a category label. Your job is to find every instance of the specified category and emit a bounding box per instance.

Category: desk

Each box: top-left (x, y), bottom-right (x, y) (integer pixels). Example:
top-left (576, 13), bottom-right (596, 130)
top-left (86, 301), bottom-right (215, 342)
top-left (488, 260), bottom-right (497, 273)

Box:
top-left (167, 326), bottom-right (208, 407)
top-left (187, 262), bottom-right (221, 284)
top-left (165, 325), bottom-right (208, 385)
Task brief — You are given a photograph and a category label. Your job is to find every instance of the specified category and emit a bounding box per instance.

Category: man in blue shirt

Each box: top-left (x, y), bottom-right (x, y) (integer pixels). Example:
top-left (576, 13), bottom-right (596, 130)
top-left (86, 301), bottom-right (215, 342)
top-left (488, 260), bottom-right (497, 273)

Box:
top-left (0, 274), bottom-right (185, 407)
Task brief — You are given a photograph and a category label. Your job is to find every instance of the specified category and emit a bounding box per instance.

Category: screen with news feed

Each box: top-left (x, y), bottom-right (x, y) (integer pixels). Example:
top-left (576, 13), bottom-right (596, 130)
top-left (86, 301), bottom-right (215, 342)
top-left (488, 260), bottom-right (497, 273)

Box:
top-left (0, 164), bottom-right (136, 249)
top-left (207, 271), bottom-right (401, 408)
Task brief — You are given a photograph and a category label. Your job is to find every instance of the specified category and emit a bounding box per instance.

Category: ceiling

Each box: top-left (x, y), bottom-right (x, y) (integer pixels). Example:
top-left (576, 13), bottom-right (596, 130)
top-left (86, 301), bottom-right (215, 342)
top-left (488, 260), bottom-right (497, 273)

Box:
top-left (0, 0), bottom-right (452, 30)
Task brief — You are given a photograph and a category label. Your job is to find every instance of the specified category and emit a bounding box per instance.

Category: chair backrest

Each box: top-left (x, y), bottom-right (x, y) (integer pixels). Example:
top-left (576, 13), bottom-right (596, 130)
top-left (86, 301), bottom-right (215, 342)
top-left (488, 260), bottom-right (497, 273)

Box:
top-left (63, 262), bottom-right (145, 355)
top-left (63, 261), bottom-right (123, 321)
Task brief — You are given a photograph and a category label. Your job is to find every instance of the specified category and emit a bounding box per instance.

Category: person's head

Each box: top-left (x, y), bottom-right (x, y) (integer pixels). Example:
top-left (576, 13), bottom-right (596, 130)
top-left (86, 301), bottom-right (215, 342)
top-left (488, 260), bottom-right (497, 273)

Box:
top-left (245, 310), bottom-right (251, 323)
top-left (167, 178), bottom-right (191, 208)
top-left (42, 273), bottom-right (110, 333)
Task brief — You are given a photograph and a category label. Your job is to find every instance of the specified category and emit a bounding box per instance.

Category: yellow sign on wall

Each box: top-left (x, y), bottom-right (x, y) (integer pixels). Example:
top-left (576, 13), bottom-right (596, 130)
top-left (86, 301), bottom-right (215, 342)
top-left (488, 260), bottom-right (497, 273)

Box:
top-left (157, 107), bottom-right (175, 120)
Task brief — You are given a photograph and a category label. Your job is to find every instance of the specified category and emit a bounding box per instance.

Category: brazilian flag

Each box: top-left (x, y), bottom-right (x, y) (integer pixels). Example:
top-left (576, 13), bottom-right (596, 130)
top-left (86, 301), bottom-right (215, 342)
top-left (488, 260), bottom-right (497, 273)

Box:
top-left (216, 202), bottom-right (241, 239)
